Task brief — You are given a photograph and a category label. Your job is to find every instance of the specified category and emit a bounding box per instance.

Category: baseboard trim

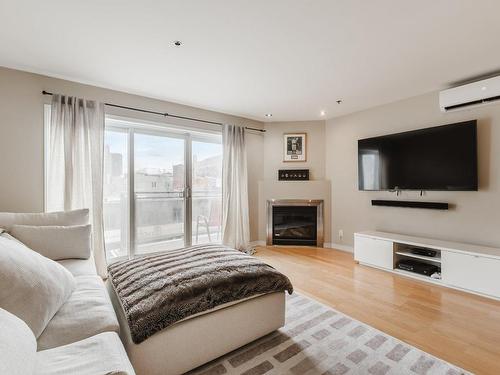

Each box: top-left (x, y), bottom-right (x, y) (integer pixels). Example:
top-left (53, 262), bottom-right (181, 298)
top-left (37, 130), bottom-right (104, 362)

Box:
top-left (324, 242), bottom-right (354, 253)
top-left (250, 240), bottom-right (353, 252)
top-left (250, 240), bottom-right (266, 247)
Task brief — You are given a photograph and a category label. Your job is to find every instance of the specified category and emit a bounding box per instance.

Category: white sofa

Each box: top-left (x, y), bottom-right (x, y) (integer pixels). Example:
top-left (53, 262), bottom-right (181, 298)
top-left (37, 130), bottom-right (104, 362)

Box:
top-left (37, 254), bottom-right (122, 351)
top-left (1, 209), bottom-right (288, 375)
top-left (1, 307), bottom-right (134, 375)
top-left (0, 210), bottom-right (135, 375)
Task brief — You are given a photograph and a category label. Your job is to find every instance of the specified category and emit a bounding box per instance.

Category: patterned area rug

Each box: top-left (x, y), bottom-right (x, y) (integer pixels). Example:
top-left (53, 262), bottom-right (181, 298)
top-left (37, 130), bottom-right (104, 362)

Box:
top-left (188, 293), bottom-right (470, 375)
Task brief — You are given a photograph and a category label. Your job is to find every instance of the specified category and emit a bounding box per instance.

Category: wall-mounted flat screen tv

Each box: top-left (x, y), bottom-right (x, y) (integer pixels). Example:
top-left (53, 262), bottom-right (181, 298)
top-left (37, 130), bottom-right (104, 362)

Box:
top-left (358, 120), bottom-right (478, 191)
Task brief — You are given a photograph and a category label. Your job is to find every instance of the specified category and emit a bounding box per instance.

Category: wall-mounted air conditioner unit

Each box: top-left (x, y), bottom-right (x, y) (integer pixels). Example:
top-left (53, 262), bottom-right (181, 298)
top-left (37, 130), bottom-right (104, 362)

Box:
top-left (439, 75), bottom-right (500, 112)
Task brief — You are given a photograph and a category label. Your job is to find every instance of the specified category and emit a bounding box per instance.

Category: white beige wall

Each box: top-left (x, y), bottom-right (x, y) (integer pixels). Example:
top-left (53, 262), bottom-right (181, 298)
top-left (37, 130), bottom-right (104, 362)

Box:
top-left (4, 65), bottom-right (499, 249)
top-left (0, 67), bottom-right (264, 240)
top-left (263, 121), bottom-right (326, 180)
top-left (257, 120), bottom-right (331, 244)
top-left (326, 91), bottom-right (500, 249)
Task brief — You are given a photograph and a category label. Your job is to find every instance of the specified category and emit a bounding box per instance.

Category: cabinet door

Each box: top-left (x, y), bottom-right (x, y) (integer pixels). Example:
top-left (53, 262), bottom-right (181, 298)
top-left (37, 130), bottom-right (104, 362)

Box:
top-left (442, 251), bottom-right (500, 298)
top-left (354, 235), bottom-right (393, 270)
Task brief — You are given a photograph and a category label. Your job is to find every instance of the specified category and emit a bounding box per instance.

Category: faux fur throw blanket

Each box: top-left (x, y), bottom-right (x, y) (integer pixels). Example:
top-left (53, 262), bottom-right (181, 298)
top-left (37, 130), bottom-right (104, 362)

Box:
top-left (108, 244), bottom-right (293, 344)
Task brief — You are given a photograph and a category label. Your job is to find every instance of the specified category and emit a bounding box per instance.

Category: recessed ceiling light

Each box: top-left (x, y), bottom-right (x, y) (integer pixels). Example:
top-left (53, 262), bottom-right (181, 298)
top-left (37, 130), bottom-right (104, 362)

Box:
top-left (336, 99), bottom-right (343, 104)
top-left (320, 110), bottom-right (326, 116)
top-left (481, 86), bottom-right (487, 91)
top-left (265, 113), bottom-right (273, 117)
top-left (173, 40), bottom-right (182, 47)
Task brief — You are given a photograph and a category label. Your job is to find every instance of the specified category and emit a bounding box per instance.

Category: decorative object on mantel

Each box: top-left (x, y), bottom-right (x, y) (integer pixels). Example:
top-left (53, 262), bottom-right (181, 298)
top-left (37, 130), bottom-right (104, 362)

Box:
top-left (371, 200), bottom-right (449, 210)
top-left (283, 133), bottom-right (307, 162)
top-left (278, 169), bottom-right (309, 181)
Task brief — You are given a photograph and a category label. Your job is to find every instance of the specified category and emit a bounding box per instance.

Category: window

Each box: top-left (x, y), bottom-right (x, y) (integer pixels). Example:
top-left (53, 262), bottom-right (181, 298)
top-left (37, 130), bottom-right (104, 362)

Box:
top-left (103, 117), bottom-right (222, 261)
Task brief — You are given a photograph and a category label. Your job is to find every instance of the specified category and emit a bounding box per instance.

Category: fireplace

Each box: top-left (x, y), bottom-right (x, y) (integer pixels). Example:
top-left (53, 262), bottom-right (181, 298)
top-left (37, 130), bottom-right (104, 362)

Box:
top-left (267, 199), bottom-right (324, 247)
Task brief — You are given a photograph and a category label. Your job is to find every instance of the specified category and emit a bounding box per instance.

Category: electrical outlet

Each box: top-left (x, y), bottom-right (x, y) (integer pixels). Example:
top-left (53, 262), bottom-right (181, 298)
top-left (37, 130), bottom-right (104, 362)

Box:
top-left (338, 229), bottom-right (344, 241)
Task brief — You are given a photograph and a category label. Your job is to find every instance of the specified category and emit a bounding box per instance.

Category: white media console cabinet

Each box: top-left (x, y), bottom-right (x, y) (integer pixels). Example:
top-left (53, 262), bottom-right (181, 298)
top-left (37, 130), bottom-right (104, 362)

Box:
top-left (354, 231), bottom-right (500, 300)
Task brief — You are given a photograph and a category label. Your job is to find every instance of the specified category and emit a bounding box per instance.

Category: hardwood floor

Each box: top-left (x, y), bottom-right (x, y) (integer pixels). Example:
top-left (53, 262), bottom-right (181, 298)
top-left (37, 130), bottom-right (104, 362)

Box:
top-left (255, 246), bottom-right (500, 375)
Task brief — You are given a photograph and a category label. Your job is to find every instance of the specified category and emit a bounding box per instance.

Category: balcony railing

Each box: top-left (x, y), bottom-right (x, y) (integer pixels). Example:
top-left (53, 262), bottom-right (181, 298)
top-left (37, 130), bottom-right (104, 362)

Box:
top-left (103, 190), bottom-right (222, 259)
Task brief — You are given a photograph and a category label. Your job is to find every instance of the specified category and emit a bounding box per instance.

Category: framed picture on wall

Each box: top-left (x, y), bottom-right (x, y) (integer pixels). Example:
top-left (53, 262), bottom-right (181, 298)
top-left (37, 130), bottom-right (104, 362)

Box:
top-left (283, 133), bottom-right (307, 162)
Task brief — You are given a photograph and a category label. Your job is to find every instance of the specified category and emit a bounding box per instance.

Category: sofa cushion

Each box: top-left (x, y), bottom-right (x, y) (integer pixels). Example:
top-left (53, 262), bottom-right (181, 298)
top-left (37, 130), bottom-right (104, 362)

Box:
top-left (0, 308), bottom-right (37, 375)
top-left (0, 235), bottom-right (76, 338)
top-left (11, 224), bottom-right (91, 260)
top-left (36, 332), bottom-right (135, 375)
top-left (0, 208), bottom-right (89, 232)
top-left (58, 255), bottom-right (97, 277)
top-left (37, 275), bottom-right (120, 350)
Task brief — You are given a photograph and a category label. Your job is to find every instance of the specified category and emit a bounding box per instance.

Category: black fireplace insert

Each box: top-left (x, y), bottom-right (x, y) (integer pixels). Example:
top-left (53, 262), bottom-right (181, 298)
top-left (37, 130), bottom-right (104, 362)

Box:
top-left (272, 205), bottom-right (317, 246)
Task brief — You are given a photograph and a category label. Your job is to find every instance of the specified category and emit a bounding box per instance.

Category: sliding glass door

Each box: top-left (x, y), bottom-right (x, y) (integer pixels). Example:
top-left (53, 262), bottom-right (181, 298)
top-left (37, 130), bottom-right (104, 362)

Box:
top-left (191, 138), bottom-right (223, 245)
top-left (103, 118), bottom-right (222, 261)
top-left (134, 131), bottom-right (186, 254)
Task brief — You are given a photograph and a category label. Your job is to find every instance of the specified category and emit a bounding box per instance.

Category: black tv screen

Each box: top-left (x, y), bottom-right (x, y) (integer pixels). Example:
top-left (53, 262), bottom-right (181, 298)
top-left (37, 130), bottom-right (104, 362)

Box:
top-left (358, 120), bottom-right (478, 191)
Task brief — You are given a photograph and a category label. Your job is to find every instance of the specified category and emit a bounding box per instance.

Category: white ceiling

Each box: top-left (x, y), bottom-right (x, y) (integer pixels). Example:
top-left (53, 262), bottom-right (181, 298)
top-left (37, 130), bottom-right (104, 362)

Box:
top-left (1, 0), bottom-right (500, 122)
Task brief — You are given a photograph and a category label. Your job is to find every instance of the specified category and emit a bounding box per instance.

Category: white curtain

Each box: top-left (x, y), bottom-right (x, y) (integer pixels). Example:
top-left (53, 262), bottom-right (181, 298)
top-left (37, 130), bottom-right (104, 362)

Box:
top-left (47, 94), bottom-right (107, 277)
top-left (222, 125), bottom-right (251, 252)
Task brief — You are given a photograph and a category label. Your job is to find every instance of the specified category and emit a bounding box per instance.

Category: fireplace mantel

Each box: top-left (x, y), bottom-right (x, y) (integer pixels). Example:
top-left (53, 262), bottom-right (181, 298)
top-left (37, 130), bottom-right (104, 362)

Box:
top-left (267, 199), bottom-right (324, 247)
top-left (257, 180), bottom-right (331, 246)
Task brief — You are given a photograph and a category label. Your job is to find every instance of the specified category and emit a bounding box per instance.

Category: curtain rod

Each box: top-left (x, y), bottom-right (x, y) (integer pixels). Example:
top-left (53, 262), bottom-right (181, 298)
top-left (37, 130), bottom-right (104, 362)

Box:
top-left (42, 90), bottom-right (266, 133)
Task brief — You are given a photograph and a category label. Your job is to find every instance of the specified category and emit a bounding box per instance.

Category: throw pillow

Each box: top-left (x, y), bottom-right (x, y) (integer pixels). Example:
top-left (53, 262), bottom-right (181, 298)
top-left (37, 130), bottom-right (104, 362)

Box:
top-left (0, 307), bottom-right (37, 375)
top-left (10, 224), bottom-right (91, 260)
top-left (0, 235), bottom-right (76, 337)
top-left (0, 209), bottom-right (89, 232)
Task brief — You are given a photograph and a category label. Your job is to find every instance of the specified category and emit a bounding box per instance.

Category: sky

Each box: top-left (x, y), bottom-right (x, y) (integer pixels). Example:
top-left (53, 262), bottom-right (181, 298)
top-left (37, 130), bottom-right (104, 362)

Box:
top-left (105, 129), bottom-right (222, 173)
